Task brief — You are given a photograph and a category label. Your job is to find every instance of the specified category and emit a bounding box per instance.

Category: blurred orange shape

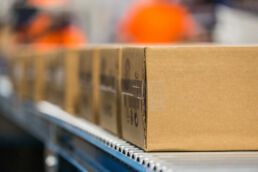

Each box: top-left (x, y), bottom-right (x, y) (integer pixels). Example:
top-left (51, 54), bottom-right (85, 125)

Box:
top-left (119, 0), bottom-right (196, 43)
top-left (28, 0), bottom-right (69, 8)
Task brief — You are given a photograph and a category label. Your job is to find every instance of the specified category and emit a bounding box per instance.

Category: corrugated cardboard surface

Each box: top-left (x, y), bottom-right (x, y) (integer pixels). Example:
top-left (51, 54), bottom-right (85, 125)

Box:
top-left (65, 49), bottom-right (79, 115)
top-left (10, 52), bottom-right (30, 99)
top-left (34, 53), bottom-right (45, 102)
top-left (122, 46), bottom-right (258, 151)
top-left (77, 48), bottom-right (99, 123)
top-left (24, 53), bottom-right (36, 101)
top-left (99, 47), bottom-right (121, 135)
top-left (44, 50), bottom-right (65, 109)
top-left (121, 47), bottom-right (146, 149)
top-left (10, 55), bottom-right (25, 98)
top-left (93, 49), bottom-right (100, 123)
top-left (147, 46), bottom-right (258, 151)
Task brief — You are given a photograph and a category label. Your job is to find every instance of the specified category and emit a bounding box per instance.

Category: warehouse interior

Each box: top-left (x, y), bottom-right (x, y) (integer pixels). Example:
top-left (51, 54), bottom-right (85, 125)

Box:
top-left (0, 0), bottom-right (258, 172)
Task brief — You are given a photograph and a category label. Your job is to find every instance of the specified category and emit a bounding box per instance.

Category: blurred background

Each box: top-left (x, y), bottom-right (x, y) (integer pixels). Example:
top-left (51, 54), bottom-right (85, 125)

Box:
top-left (0, 0), bottom-right (257, 48)
top-left (0, 0), bottom-right (258, 171)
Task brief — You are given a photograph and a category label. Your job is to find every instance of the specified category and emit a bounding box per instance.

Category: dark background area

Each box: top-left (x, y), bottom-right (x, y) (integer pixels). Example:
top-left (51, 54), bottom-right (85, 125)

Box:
top-left (0, 115), bottom-right (45, 171)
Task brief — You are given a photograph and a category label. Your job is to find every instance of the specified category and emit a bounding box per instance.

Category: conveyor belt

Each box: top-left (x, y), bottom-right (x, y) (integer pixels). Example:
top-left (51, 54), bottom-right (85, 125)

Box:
top-left (1, 95), bottom-right (258, 172)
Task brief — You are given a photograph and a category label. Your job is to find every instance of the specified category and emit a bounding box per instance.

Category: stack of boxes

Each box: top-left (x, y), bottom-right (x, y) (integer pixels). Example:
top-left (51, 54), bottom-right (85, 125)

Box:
top-left (9, 45), bottom-right (258, 151)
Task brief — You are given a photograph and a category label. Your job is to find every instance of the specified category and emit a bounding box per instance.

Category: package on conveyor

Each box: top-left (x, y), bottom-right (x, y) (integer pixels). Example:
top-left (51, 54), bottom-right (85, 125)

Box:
top-left (33, 52), bottom-right (45, 102)
top-left (44, 49), bottom-right (79, 115)
top-left (25, 51), bottom-right (47, 102)
top-left (44, 49), bottom-right (64, 108)
top-left (121, 45), bottom-right (258, 151)
top-left (76, 47), bottom-right (99, 123)
top-left (10, 49), bottom-right (34, 100)
top-left (99, 46), bottom-right (122, 136)
top-left (65, 49), bottom-right (79, 115)
top-left (10, 52), bottom-right (25, 98)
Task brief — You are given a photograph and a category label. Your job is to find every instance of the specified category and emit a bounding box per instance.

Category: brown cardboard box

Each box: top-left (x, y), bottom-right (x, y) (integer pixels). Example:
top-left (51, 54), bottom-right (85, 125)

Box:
top-left (99, 47), bottom-right (122, 135)
top-left (24, 52), bottom-right (37, 101)
top-left (10, 50), bottom-right (32, 99)
top-left (121, 45), bottom-right (258, 151)
top-left (10, 54), bottom-right (26, 98)
top-left (10, 48), bottom-right (45, 102)
top-left (44, 49), bottom-right (79, 114)
top-left (44, 49), bottom-right (66, 109)
top-left (76, 47), bottom-right (99, 123)
top-left (65, 49), bottom-right (79, 115)
top-left (34, 52), bottom-right (46, 102)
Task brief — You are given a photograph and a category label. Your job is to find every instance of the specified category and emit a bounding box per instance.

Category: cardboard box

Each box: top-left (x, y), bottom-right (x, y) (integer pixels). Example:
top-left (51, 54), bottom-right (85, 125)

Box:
top-left (99, 47), bottom-right (122, 135)
top-left (76, 47), bottom-right (99, 123)
top-left (10, 50), bottom-right (32, 99)
top-left (121, 46), bottom-right (258, 151)
top-left (65, 49), bottom-right (79, 115)
top-left (10, 47), bottom-right (46, 102)
top-left (44, 50), bottom-right (66, 109)
top-left (10, 48), bottom-right (78, 112)
top-left (10, 54), bottom-right (26, 98)
top-left (34, 52), bottom-right (46, 102)
top-left (44, 49), bottom-right (79, 114)
top-left (24, 52), bottom-right (37, 101)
